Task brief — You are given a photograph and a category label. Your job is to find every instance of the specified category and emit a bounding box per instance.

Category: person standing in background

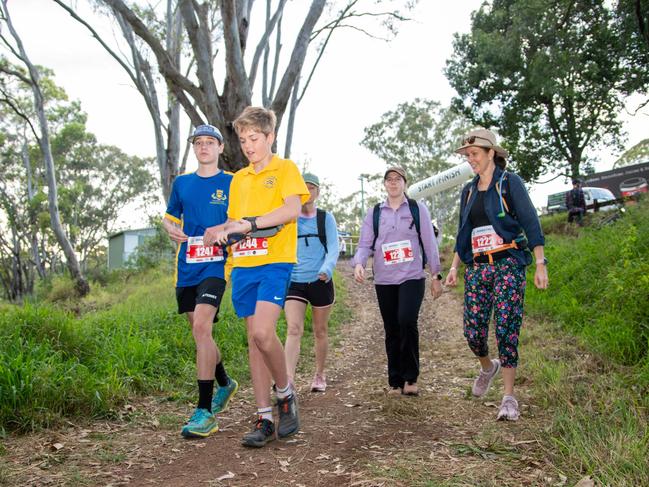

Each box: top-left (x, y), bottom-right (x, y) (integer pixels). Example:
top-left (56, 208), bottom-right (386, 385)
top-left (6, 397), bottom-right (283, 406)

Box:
top-left (284, 173), bottom-right (339, 393)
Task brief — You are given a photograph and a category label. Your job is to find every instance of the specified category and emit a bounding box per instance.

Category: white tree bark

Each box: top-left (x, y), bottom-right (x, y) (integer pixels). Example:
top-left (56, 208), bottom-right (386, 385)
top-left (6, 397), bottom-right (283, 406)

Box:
top-left (1, 1), bottom-right (89, 296)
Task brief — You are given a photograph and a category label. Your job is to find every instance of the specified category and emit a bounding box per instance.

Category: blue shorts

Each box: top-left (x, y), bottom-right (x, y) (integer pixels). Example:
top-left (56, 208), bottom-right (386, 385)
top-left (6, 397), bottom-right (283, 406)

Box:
top-left (231, 263), bottom-right (294, 318)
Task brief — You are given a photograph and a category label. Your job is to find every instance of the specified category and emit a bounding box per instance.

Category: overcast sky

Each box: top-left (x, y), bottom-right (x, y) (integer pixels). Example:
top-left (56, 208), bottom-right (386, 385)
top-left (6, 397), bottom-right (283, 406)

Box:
top-left (5, 1), bottom-right (648, 224)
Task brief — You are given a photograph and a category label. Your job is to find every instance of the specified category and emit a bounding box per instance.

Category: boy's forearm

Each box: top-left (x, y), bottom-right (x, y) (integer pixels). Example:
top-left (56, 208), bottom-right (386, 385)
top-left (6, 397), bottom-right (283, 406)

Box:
top-left (253, 196), bottom-right (301, 229)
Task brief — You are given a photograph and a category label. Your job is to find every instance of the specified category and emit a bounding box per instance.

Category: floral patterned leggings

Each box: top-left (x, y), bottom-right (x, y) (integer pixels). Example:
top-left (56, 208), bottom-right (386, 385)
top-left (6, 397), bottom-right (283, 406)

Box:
top-left (463, 257), bottom-right (527, 368)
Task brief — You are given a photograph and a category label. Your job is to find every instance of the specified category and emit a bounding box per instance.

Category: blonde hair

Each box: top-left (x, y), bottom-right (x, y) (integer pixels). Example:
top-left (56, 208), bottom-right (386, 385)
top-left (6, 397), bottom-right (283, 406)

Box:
top-left (233, 106), bottom-right (277, 136)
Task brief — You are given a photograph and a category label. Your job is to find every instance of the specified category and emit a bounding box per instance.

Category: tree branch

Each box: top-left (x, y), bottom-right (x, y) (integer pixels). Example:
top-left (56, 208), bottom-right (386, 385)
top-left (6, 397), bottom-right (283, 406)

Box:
top-left (249, 0), bottom-right (288, 91)
top-left (102, 0), bottom-right (205, 125)
top-left (270, 0), bottom-right (326, 128)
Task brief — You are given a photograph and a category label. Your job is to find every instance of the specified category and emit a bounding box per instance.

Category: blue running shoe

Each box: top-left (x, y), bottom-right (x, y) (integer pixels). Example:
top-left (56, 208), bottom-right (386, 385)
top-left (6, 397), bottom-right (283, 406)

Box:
top-left (212, 378), bottom-right (239, 413)
top-left (181, 408), bottom-right (218, 438)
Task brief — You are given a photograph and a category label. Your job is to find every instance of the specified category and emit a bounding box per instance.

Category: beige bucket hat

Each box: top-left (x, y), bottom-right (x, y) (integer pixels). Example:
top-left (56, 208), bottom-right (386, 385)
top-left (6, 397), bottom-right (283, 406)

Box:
top-left (455, 128), bottom-right (509, 159)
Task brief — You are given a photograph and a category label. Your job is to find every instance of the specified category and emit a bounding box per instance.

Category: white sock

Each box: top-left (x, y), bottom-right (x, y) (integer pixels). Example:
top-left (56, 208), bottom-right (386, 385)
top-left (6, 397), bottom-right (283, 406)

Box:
top-left (257, 407), bottom-right (273, 422)
top-left (275, 383), bottom-right (291, 400)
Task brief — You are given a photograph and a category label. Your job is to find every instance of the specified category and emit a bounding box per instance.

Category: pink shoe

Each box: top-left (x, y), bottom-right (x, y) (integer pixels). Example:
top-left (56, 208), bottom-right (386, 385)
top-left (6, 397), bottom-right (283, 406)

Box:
top-left (496, 395), bottom-right (520, 421)
top-left (472, 359), bottom-right (500, 398)
top-left (310, 373), bottom-right (326, 392)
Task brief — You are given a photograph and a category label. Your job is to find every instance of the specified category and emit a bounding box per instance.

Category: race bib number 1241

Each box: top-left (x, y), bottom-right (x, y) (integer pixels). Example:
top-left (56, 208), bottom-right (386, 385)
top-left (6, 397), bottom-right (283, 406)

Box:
top-left (186, 236), bottom-right (224, 263)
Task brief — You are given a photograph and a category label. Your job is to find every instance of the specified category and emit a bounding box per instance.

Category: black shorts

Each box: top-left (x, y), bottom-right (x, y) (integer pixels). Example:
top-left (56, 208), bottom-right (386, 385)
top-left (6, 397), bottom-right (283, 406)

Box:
top-left (285, 279), bottom-right (335, 308)
top-left (176, 277), bottom-right (226, 322)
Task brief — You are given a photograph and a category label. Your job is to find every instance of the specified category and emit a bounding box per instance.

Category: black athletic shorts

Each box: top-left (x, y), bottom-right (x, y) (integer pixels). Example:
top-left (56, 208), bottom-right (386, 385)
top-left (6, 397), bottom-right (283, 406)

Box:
top-left (285, 278), bottom-right (335, 307)
top-left (176, 277), bottom-right (226, 322)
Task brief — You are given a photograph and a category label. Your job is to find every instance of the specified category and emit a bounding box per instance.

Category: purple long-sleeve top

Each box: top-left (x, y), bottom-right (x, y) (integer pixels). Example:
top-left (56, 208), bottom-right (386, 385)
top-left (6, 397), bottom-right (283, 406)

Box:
top-left (352, 198), bottom-right (441, 285)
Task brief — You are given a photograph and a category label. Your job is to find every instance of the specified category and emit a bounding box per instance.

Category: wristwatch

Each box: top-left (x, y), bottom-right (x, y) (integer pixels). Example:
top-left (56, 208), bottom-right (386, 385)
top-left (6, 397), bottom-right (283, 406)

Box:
top-left (435, 273), bottom-right (443, 281)
top-left (243, 216), bottom-right (258, 233)
top-left (536, 257), bottom-right (548, 266)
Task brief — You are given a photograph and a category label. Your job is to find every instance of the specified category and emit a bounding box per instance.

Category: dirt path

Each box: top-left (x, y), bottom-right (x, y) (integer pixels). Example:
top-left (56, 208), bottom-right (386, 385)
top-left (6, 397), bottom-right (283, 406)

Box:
top-left (3, 264), bottom-right (556, 486)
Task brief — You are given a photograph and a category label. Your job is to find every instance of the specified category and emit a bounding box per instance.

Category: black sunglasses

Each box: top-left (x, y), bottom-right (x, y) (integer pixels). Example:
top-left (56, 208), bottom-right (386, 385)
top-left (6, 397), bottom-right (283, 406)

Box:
top-left (463, 135), bottom-right (493, 145)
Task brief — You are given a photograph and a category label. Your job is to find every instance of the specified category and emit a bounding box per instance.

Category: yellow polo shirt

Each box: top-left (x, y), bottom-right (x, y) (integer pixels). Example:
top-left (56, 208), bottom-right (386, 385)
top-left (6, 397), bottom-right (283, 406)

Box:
top-left (228, 155), bottom-right (309, 267)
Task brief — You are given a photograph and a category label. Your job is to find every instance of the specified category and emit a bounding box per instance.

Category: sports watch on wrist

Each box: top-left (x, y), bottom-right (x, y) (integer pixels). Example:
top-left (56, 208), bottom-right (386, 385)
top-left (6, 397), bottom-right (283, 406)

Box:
top-left (435, 273), bottom-right (443, 281)
top-left (243, 216), bottom-right (258, 234)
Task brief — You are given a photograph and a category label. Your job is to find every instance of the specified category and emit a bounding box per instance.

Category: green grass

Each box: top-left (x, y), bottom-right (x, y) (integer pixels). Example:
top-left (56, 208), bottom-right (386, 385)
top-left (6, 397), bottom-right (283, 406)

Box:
top-left (0, 266), bottom-right (243, 432)
top-left (0, 264), bottom-right (349, 433)
top-left (519, 200), bottom-right (649, 486)
top-left (529, 200), bottom-right (649, 375)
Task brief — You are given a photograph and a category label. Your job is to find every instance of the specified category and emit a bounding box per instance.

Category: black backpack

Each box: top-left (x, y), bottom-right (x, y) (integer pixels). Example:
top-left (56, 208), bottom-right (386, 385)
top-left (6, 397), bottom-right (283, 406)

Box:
top-left (297, 208), bottom-right (328, 254)
top-left (371, 198), bottom-right (427, 268)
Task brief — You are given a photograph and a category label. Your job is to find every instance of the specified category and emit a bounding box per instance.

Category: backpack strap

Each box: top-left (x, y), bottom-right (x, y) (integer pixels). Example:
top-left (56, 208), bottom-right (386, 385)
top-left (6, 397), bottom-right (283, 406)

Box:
top-left (298, 209), bottom-right (328, 253)
top-left (316, 208), bottom-right (328, 254)
top-left (407, 198), bottom-right (427, 269)
top-left (371, 203), bottom-right (381, 251)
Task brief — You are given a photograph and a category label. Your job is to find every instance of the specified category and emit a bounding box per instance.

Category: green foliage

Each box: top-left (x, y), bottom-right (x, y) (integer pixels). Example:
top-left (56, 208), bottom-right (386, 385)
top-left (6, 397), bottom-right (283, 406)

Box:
top-left (0, 266), bottom-right (248, 432)
top-left (360, 99), bottom-right (472, 235)
top-left (528, 200), bottom-right (649, 371)
top-left (445, 0), bottom-right (646, 181)
top-left (522, 321), bottom-right (648, 486)
top-left (125, 218), bottom-right (176, 271)
top-left (614, 138), bottom-right (649, 168)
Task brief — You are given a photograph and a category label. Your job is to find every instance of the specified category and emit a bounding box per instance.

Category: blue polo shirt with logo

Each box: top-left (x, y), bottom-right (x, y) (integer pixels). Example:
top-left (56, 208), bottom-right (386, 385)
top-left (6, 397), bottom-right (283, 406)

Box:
top-left (165, 171), bottom-right (233, 287)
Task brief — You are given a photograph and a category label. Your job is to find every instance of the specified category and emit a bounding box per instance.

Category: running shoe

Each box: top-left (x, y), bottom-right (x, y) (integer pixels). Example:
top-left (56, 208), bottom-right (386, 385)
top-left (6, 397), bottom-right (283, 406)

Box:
top-left (310, 373), bottom-right (326, 392)
top-left (181, 408), bottom-right (218, 438)
top-left (277, 393), bottom-right (300, 438)
top-left (241, 416), bottom-right (275, 447)
top-left (496, 395), bottom-right (520, 421)
top-left (212, 378), bottom-right (239, 413)
top-left (472, 358), bottom-right (500, 397)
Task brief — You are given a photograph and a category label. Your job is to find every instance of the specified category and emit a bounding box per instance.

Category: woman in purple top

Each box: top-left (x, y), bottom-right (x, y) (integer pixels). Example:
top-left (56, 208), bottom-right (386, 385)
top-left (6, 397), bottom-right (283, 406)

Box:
top-left (353, 166), bottom-right (443, 396)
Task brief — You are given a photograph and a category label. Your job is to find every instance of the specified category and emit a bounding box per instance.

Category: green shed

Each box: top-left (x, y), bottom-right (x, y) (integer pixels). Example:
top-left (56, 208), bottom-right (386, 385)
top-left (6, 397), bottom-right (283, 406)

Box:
top-left (108, 227), bottom-right (157, 269)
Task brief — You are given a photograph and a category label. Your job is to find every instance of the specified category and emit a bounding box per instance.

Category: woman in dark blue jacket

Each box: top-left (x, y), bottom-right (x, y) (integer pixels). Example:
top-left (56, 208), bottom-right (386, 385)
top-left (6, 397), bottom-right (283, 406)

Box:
top-left (445, 128), bottom-right (548, 421)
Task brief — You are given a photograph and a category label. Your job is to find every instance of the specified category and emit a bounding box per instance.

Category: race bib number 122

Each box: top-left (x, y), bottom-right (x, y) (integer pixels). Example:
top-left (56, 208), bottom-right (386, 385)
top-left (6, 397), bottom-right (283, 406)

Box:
top-left (381, 240), bottom-right (414, 265)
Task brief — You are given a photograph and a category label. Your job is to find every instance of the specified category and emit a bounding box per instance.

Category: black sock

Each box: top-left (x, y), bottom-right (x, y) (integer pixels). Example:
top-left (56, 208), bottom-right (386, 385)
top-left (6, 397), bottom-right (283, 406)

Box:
top-left (198, 380), bottom-right (214, 411)
top-left (215, 361), bottom-right (229, 387)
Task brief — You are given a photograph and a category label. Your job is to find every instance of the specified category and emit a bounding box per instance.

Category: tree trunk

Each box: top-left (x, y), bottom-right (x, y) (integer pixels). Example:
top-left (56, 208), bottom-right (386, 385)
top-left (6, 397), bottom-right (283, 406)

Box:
top-left (22, 143), bottom-right (46, 279)
top-left (3, 4), bottom-right (89, 296)
top-left (284, 76), bottom-right (300, 158)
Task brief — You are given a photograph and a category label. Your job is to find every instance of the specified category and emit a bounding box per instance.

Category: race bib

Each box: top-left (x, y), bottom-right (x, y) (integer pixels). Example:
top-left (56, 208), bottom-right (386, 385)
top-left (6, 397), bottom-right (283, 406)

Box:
top-left (471, 225), bottom-right (504, 254)
top-left (381, 240), bottom-right (414, 265)
top-left (232, 237), bottom-right (268, 258)
top-left (186, 236), bottom-right (224, 263)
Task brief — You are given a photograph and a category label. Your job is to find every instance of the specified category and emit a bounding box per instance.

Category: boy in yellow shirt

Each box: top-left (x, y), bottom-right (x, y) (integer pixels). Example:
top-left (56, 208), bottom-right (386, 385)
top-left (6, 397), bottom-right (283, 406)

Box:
top-left (205, 107), bottom-right (309, 447)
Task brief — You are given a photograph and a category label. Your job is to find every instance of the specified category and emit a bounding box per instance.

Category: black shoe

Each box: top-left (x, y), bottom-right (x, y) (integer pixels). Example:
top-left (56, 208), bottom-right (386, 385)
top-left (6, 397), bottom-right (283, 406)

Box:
top-left (241, 416), bottom-right (275, 448)
top-left (277, 393), bottom-right (300, 438)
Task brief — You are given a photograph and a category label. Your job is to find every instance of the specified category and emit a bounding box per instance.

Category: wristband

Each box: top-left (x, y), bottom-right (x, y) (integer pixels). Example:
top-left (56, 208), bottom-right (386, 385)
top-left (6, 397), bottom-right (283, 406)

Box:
top-left (243, 216), bottom-right (258, 233)
top-left (450, 266), bottom-right (457, 272)
top-left (536, 257), bottom-right (548, 266)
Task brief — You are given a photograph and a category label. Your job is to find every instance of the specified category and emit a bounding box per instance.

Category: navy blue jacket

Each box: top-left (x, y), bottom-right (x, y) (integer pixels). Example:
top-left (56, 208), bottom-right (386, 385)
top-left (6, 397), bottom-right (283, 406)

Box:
top-left (454, 166), bottom-right (545, 266)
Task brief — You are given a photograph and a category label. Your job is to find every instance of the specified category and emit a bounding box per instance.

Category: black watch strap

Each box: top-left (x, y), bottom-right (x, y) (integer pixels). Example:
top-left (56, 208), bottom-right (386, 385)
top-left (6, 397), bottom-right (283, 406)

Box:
top-left (436, 273), bottom-right (443, 281)
top-left (243, 216), bottom-right (258, 233)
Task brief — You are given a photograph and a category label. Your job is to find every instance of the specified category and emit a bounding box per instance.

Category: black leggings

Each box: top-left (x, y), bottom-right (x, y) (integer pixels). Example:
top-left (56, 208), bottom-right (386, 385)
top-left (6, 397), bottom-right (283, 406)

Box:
top-left (374, 278), bottom-right (426, 388)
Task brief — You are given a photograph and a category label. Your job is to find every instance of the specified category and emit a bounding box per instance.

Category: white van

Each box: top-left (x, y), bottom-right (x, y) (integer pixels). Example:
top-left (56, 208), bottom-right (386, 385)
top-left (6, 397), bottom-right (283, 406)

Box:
top-left (546, 187), bottom-right (618, 213)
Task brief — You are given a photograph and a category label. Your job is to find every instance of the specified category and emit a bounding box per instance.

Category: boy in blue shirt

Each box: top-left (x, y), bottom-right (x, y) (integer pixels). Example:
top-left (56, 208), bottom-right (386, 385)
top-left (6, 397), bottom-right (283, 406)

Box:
top-left (284, 173), bottom-right (339, 392)
top-left (163, 124), bottom-right (238, 438)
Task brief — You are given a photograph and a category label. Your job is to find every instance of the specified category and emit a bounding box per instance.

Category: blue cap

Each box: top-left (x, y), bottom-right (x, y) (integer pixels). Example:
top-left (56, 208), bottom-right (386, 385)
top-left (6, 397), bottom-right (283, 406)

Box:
top-left (189, 124), bottom-right (223, 143)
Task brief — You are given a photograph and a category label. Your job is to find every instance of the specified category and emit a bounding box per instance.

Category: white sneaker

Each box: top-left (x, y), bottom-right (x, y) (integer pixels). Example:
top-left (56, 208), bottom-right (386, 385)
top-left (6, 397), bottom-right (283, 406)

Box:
top-left (496, 395), bottom-right (520, 421)
top-left (472, 359), bottom-right (500, 397)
